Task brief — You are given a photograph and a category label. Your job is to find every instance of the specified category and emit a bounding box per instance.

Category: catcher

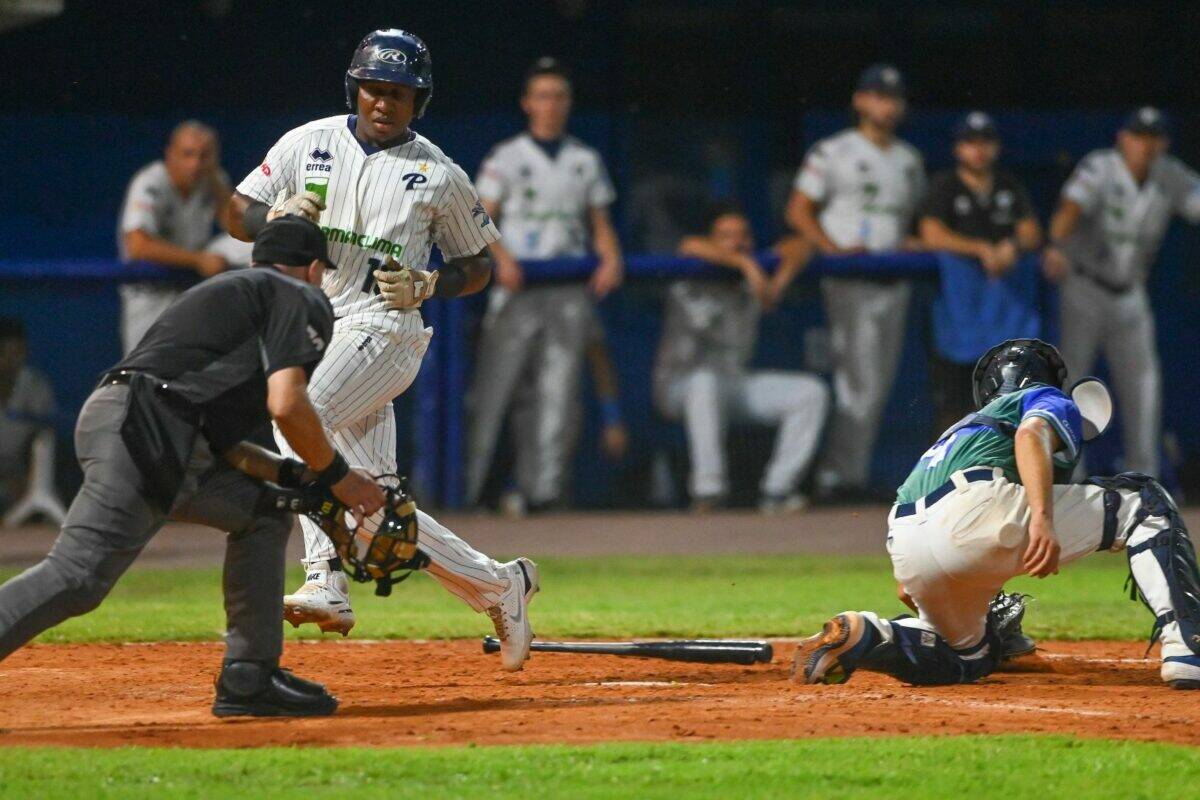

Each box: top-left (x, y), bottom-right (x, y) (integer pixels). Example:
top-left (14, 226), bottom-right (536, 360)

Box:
top-left (795, 338), bottom-right (1200, 689)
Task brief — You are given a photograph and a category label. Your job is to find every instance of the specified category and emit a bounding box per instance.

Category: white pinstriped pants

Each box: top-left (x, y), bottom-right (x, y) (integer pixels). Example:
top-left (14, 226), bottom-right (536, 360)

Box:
top-left (274, 311), bottom-right (511, 612)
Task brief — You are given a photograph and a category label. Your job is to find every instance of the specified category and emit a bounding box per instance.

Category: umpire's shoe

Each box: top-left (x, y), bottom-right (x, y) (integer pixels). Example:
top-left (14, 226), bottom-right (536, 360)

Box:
top-left (791, 612), bottom-right (881, 685)
top-left (212, 661), bottom-right (338, 717)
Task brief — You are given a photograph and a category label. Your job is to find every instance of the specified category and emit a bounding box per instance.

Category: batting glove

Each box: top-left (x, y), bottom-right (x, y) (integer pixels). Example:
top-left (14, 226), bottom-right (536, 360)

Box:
top-left (267, 189), bottom-right (326, 223)
top-left (374, 263), bottom-right (439, 309)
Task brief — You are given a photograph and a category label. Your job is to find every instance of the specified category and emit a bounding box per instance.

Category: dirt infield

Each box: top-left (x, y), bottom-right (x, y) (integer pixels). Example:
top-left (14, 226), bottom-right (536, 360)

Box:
top-left (0, 639), bottom-right (1193, 749)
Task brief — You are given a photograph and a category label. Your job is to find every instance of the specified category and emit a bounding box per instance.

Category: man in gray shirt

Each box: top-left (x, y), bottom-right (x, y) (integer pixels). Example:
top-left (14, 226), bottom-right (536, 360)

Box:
top-left (1043, 107), bottom-right (1200, 474)
top-left (117, 121), bottom-right (232, 353)
top-left (0, 319), bottom-right (55, 515)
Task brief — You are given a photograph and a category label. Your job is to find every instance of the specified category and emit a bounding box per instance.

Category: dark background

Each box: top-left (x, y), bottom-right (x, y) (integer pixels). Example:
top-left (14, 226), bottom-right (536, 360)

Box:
top-left (3, 0), bottom-right (1199, 504)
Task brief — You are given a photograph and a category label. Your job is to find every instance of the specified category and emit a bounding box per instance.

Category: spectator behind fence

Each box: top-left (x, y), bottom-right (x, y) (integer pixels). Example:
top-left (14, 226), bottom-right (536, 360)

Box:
top-left (1043, 107), bottom-right (1200, 475)
top-left (0, 319), bottom-right (64, 526)
top-left (919, 111), bottom-right (1043, 434)
top-left (653, 206), bottom-right (829, 513)
top-left (117, 121), bottom-right (233, 354)
top-left (787, 64), bottom-right (926, 500)
top-left (465, 57), bottom-right (624, 512)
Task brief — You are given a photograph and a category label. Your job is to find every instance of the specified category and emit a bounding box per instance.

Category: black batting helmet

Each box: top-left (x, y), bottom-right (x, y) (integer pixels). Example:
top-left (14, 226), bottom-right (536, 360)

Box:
top-left (345, 29), bottom-right (433, 117)
top-left (972, 338), bottom-right (1068, 409)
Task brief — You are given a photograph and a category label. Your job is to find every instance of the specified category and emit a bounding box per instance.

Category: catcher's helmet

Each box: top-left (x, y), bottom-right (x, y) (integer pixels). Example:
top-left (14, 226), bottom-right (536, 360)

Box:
top-left (972, 338), bottom-right (1068, 409)
top-left (345, 29), bottom-right (433, 117)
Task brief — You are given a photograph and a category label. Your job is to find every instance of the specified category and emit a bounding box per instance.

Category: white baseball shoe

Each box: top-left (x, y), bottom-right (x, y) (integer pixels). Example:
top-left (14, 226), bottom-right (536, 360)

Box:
top-left (486, 558), bottom-right (540, 672)
top-left (283, 566), bottom-right (356, 637)
top-left (1162, 654), bottom-right (1200, 689)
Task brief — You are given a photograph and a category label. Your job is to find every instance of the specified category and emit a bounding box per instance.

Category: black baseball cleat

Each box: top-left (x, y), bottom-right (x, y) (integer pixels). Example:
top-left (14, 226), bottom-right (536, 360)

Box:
top-left (212, 661), bottom-right (338, 718)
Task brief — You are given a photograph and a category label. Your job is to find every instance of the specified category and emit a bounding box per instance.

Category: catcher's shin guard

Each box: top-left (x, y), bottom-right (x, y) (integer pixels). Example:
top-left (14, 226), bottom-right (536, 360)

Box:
top-left (1089, 473), bottom-right (1200, 658)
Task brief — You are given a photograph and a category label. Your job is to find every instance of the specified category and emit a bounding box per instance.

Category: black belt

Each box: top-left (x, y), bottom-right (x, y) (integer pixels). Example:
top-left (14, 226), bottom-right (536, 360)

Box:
top-left (97, 370), bottom-right (199, 422)
top-left (97, 369), bottom-right (146, 389)
top-left (893, 467), bottom-right (995, 519)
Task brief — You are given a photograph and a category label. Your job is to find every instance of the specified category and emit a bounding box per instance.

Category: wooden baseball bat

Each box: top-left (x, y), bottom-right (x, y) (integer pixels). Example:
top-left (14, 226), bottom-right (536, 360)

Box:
top-left (481, 637), bottom-right (773, 665)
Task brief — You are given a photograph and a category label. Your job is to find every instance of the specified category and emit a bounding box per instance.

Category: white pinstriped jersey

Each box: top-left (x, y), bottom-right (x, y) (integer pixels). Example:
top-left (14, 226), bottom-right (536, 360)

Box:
top-left (237, 114), bottom-right (501, 319)
top-left (475, 133), bottom-right (615, 260)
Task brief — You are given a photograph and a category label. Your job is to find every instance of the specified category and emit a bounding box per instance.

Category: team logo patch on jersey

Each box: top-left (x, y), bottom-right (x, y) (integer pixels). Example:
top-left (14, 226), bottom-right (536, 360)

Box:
top-left (401, 172), bottom-right (428, 190)
top-left (471, 201), bottom-right (492, 228)
top-left (309, 148), bottom-right (333, 162)
top-left (376, 48), bottom-right (408, 65)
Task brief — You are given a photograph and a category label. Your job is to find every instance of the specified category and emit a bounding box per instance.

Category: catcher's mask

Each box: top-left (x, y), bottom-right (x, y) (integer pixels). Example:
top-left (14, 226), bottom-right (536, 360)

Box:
top-left (972, 338), bottom-right (1068, 409)
top-left (343, 475), bottom-right (428, 596)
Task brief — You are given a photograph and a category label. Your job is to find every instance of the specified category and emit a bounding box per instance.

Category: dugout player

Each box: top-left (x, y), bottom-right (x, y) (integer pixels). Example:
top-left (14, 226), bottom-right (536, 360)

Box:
top-left (118, 121), bottom-right (233, 354)
top-left (227, 29), bottom-right (540, 671)
top-left (1043, 107), bottom-right (1200, 476)
top-left (795, 339), bottom-right (1200, 690)
top-left (463, 57), bottom-right (624, 512)
top-left (0, 217), bottom-right (387, 716)
top-left (787, 64), bottom-right (926, 500)
top-left (920, 111), bottom-right (1042, 434)
top-left (654, 206), bottom-right (829, 512)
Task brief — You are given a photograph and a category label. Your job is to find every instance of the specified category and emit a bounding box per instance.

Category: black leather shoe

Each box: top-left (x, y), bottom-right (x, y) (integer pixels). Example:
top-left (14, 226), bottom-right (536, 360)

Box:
top-left (212, 661), bottom-right (338, 718)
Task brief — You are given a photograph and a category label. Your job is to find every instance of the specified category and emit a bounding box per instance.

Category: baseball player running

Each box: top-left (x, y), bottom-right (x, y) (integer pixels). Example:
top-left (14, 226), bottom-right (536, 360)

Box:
top-left (794, 339), bottom-right (1200, 689)
top-left (1043, 107), bottom-right (1200, 476)
top-left (787, 64), bottom-right (926, 500)
top-left (227, 29), bottom-right (538, 670)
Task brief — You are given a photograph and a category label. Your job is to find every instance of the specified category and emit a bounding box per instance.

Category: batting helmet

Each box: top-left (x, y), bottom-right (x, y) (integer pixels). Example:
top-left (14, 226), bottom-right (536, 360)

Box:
top-left (345, 29), bottom-right (433, 118)
top-left (972, 338), bottom-right (1068, 409)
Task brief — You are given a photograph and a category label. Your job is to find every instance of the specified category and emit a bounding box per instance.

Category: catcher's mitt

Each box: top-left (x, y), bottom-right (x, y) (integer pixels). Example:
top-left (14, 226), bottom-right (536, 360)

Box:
top-left (268, 475), bottom-right (426, 596)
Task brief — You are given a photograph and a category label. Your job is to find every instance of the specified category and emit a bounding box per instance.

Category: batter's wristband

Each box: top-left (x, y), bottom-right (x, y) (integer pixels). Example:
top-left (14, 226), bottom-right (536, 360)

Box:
top-left (315, 452), bottom-right (350, 487)
top-left (600, 399), bottom-right (623, 427)
top-left (242, 201), bottom-right (270, 238)
top-left (276, 458), bottom-right (306, 488)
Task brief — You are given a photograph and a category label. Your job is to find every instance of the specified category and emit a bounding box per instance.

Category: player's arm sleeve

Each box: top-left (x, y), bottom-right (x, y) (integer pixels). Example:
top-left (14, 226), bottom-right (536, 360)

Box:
top-left (1061, 153), bottom-right (1105, 214)
top-left (436, 163), bottom-right (503, 259)
top-left (474, 149), bottom-right (510, 204)
top-left (794, 144), bottom-right (830, 203)
top-left (1020, 387), bottom-right (1084, 465)
top-left (588, 155), bottom-right (618, 208)
top-left (257, 284), bottom-right (332, 377)
top-left (1170, 160), bottom-right (1200, 223)
top-left (235, 129), bottom-right (303, 204)
top-left (119, 171), bottom-right (165, 236)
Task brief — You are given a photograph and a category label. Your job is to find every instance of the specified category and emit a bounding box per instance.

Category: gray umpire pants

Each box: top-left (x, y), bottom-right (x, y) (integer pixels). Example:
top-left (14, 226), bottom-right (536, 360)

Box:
top-left (465, 285), bottom-right (593, 507)
top-left (660, 368), bottom-right (830, 499)
top-left (815, 278), bottom-right (912, 490)
top-left (1058, 276), bottom-right (1161, 476)
top-left (0, 384), bottom-right (290, 663)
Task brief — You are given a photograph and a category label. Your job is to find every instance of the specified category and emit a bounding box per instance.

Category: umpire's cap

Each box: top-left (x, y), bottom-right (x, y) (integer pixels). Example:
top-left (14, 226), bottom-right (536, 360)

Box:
top-left (345, 29), bottom-right (433, 117)
top-left (857, 63), bottom-right (906, 97)
top-left (954, 111), bottom-right (999, 141)
top-left (252, 217), bottom-right (337, 271)
top-left (1122, 106), bottom-right (1169, 137)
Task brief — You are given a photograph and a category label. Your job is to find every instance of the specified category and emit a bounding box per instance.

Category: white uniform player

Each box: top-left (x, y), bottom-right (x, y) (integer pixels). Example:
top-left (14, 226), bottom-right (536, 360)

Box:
top-left (1044, 107), bottom-right (1200, 476)
top-left (117, 121), bottom-right (232, 354)
top-left (229, 29), bottom-right (539, 671)
top-left (788, 65), bottom-right (925, 497)
top-left (464, 58), bottom-right (623, 510)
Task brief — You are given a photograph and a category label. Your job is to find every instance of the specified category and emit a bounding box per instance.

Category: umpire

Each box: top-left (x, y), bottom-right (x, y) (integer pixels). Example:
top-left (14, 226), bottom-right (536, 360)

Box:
top-left (0, 217), bottom-right (385, 717)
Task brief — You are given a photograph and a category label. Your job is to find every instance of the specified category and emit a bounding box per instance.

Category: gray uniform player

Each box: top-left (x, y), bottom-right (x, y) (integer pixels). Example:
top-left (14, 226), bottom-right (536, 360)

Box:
top-left (787, 65), bottom-right (926, 498)
top-left (464, 58), bottom-right (623, 511)
top-left (0, 319), bottom-right (55, 515)
top-left (1042, 107), bottom-right (1200, 476)
top-left (117, 121), bottom-right (232, 353)
top-left (654, 208), bottom-right (829, 511)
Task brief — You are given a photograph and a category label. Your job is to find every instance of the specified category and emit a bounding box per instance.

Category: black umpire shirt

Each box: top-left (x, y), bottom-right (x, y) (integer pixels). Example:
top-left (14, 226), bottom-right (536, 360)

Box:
top-left (921, 169), bottom-right (1035, 243)
top-left (115, 267), bottom-right (334, 452)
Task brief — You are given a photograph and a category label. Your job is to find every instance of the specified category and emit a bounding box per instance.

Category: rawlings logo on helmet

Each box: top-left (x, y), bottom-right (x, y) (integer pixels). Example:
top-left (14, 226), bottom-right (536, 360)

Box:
top-left (376, 48), bottom-right (409, 65)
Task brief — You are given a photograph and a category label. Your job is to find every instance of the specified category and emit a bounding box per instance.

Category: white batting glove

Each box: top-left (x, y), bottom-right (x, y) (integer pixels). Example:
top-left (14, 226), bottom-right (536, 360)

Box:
top-left (267, 189), bottom-right (326, 223)
top-left (374, 263), bottom-right (439, 309)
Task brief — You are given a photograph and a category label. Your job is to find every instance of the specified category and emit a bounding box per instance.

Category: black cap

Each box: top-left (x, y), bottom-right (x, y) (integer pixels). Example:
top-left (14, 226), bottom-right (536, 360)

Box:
top-left (954, 110), bottom-right (999, 141)
top-left (857, 63), bottom-right (906, 97)
top-left (1122, 106), bottom-right (1169, 137)
top-left (251, 216), bottom-right (337, 271)
top-left (525, 55), bottom-right (571, 85)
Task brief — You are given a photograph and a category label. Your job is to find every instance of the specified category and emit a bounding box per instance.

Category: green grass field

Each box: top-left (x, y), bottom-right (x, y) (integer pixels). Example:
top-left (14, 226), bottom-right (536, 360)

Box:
top-left (0, 552), bottom-right (1176, 796)
top-left (1, 736), bottom-right (1195, 798)
top-left (4, 553), bottom-right (1148, 644)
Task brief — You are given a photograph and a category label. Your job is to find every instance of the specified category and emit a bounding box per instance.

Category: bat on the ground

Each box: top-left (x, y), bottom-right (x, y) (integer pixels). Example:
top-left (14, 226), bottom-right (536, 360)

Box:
top-left (481, 637), bottom-right (773, 665)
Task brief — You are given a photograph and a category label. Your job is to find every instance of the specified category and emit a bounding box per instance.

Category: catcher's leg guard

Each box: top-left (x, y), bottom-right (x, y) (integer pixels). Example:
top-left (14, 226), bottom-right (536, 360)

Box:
top-left (1089, 473), bottom-right (1200, 685)
top-left (862, 612), bottom-right (1006, 686)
